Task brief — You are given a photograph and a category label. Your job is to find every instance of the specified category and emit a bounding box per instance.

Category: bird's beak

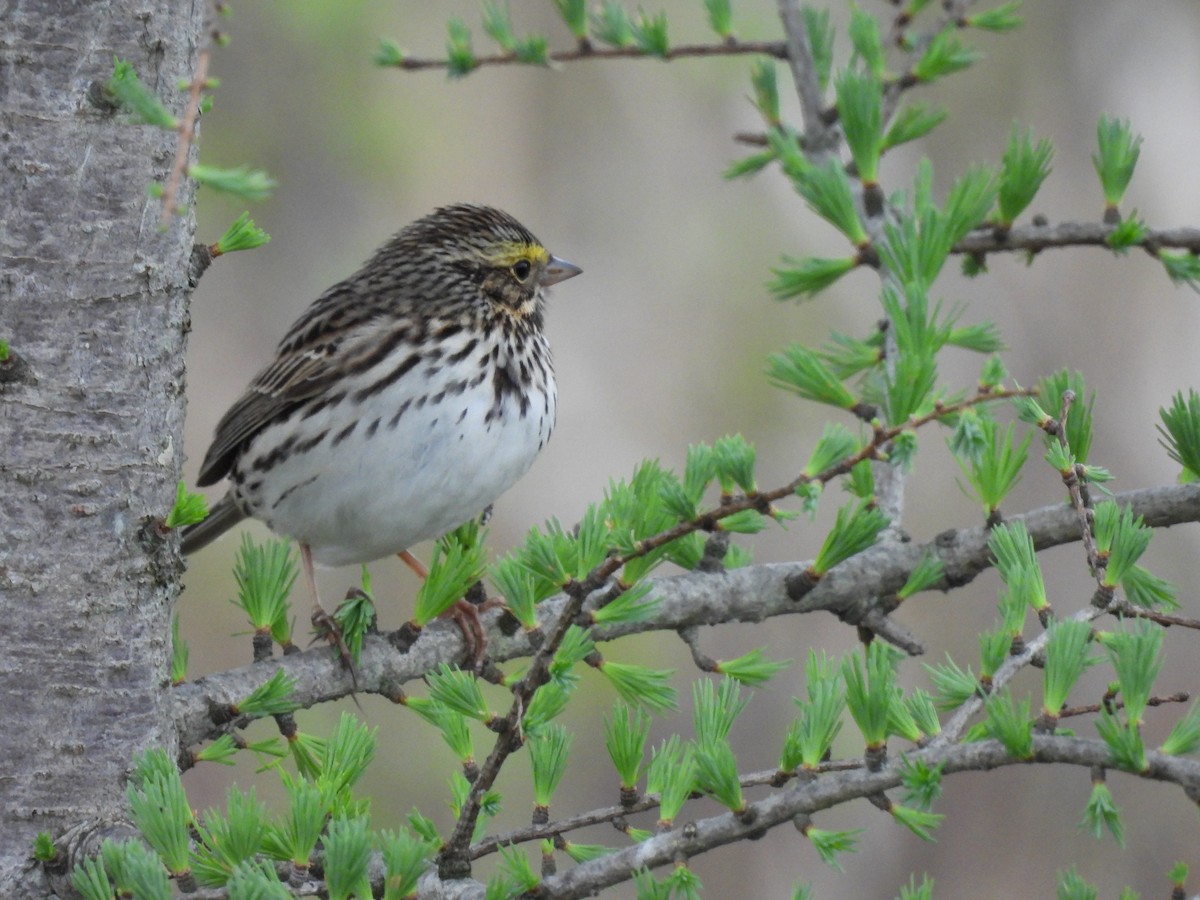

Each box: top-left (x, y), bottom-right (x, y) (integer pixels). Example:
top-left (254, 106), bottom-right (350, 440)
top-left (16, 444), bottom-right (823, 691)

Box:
top-left (542, 255), bottom-right (582, 286)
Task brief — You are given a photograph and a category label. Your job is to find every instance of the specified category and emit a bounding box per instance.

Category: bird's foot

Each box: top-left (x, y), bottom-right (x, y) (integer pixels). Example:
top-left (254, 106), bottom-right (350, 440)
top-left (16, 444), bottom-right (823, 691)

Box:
top-left (311, 604), bottom-right (359, 691)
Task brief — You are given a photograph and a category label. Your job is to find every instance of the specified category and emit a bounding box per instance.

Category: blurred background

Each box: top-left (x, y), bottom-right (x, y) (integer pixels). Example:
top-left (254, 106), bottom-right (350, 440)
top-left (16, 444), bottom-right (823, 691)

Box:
top-left (181, 2), bottom-right (1200, 895)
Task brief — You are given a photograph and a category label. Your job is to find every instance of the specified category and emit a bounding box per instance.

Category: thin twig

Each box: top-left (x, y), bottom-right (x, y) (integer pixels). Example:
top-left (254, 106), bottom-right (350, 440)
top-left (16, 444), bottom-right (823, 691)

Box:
top-left (774, 0), bottom-right (829, 146)
top-left (390, 40), bottom-right (787, 72)
top-left (159, 49), bottom-right (208, 227)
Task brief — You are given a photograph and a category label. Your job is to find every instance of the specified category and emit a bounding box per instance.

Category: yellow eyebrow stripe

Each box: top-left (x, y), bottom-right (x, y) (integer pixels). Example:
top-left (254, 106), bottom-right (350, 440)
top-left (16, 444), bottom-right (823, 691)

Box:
top-left (486, 242), bottom-right (550, 268)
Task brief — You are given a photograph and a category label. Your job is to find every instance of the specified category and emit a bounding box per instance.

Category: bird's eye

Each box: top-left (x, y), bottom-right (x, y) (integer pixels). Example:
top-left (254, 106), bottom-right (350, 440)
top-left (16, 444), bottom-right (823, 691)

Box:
top-left (511, 259), bottom-right (533, 282)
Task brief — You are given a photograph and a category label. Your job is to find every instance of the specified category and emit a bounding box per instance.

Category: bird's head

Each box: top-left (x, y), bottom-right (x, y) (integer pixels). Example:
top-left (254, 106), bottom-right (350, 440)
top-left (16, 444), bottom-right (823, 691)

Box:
top-left (404, 204), bottom-right (581, 320)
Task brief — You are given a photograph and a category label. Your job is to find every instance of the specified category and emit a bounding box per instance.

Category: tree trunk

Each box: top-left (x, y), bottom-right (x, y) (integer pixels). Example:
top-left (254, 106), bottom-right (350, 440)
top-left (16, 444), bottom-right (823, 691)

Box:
top-left (0, 1), bottom-right (201, 894)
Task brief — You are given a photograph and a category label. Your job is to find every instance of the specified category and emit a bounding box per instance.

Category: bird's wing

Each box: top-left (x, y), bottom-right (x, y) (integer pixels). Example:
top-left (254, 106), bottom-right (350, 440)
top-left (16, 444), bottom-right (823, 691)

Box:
top-left (195, 282), bottom-right (399, 486)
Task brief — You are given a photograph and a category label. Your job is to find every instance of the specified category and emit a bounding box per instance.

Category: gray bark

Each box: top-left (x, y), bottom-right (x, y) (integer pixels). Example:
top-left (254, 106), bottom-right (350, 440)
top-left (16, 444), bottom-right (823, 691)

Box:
top-left (0, 1), bottom-right (201, 894)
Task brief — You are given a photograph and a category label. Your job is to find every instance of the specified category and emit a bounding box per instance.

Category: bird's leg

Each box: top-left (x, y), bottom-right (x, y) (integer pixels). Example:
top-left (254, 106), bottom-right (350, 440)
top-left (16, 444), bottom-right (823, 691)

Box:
top-left (303, 542), bottom-right (355, 675)
top-left (398, 549), bottom-right (428, 579)
top-left (396, 549), bottom-right (487, 668)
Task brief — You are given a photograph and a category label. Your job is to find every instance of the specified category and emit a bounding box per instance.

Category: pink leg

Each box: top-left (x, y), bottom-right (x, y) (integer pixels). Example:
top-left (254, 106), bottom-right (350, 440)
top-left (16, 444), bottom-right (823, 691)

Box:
top-left (398, 549), bottom-right (429, 579)
top-left (301, 542), bottom-right (322, 610)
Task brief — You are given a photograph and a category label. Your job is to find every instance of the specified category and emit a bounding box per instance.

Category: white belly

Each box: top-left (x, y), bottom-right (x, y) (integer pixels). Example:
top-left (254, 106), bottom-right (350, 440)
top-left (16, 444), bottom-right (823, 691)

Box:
top-left (236, 358), bottom-right (555, 566)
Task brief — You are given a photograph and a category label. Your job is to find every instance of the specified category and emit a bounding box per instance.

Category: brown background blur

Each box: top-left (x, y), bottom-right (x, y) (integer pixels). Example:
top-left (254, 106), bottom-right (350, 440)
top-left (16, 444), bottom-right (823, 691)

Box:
top-left (181, 3), bottom-right (1200, 895)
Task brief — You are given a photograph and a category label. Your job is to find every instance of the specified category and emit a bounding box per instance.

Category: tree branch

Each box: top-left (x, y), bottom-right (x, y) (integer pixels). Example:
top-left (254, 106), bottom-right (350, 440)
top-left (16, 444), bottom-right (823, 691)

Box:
top-left (386, 40), bottom-right (788, 72)
top-left (173, 482), bottom-right (1200, 750)
top-left (525, 736), bottom-right (1200, 899)
top-left (953, 222), bottom-right (1200, 256)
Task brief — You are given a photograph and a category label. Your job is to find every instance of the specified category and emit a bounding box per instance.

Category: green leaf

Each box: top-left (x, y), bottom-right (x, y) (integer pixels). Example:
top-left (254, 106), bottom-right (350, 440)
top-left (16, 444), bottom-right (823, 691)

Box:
top-left (332, 583), bottom-right (374, 668)
top-left (1037, 369), bottom-right (1095, 463)
top-left (812, 501), bottom-right (889, 576)
top-left (191, 787), bottom-right (269, 887)
top-left (804, 826), bottom-right (861, 871)
top-left (847, 8), bottom-right (885, 78)
top-left (189, 164), bottom-right (277, 201)
top-left (693, 677), bottom-right (747, 747)
top-left (591, 583), bottom-right (661, 626)
top-left (997, 124), bottom-right (1053, 226)
top-left (1106, 215), bottom-right (1148, 252)
top-left (835, 69), bottom-right (884, 183)
top-left (800, 6), bottom-right (834, 91)
top-left (630, 9), bottom-right (669, 57)
top-left (230, 534), bottom-right (297, 637)
top-left (954, 417), bottom-right (1032, 517)
top-left (497, 844), bottom-right (540, 892)
top-left (591, 1), bottom-right (633, 47)
top-left (427, 664), bottom-right (492, 723)
top-left (605, 702), bottom-right (650, 792)
top-left (236, 669), bottom-right (298, 718)
top-left (72, 856), bottom-right (114, 900)
top-left (1120, 564), bottom-right (1179, 610)
top-left (716, 647), bottom-right (790, 685)
top-left (693, 738), bottom-right (744, 812)
top-left (171, 612), bottom-right (189, 684)
top-left (165, 481), bottom-right (208, 528)
top-left (1092, 115), bottom-right (1142, 209)
top-left (373, 37), bottom-right (405, 67)
top-left (529, 723), bottom-right (573, 807)
top-left (767, 343), bottom-right (859, 409)
top-left (966, 1), bottom-right (1024, 31)
top-left (108, 58), bottom-right (178, 128)
top-left (879, 162), bottom-right (996, 289)
top-left (1097, 620), bottom-right (1163, 727)
top-left (897, 553), bottom-right (944, 600)
top-left (1091, 502), bottom-right (1152, 588)
top-left (950, 321), bottom-right (1006, 354)
top-left (552, 0), bottom-right (587, 37)
top-left (899, 754), bottom-right (944, 809)
top-left (1056, 867), bottom-right (1098, 900)
top-left (600, 660), bottom-right (677, 713)
top-left (788, 160), bottom-right (870, 244)
top-left (646, 736), bottom-right (696, 825)
top-left (379, 827), bottom-right (436, 899)
top-left (214, 212), bottom-right (271, 255)
top-left (890, 803), bottom-right (944, 841)
top-left (100, 839), bottom-right (172, 898)
top-left (841, 641), bottom-right (898, 748)
top-left (1041, 619), bottom-right (1094, 718)
top-left (911, 28), bottom-right (981, 82)
top-left (713, 433), bottom-right (758, 495)
top-left (703, 0), bottom-right (734, 39)
top-left (481, 1), bottom-right (516, 50)
top-left (412, 528), bottom-right (486, 624)
top-left (982, 688), bottom-right (1033, 758)
top-left (749, 60), bottom-right (779, 126)
top-left (782, 651), bottom-right (846, 771)
top-left (1157, 389), bottom-right (1200, 480)
top-left (724, 149), bottom-right (776, 180)
top-left (1160, 701), bottom-right (1200, 756)
top-left (1079, 780), bottom-right (1124, 845)
top-left (881, 352), bottom-right (938, 426)
top-left (446, 17), bottom-right (477, 76)
top-left (898, 873), bottom-right (936, 900)
top-left (1095, 708), bottom-right (1146, 771)
top-left (1159, 249), bottom-right (1200, 290)
top-left (924, 654), bottom-right (981, 710)
top-left (769, 255), bottom-right (859, 299)
top-left (883, 103), bottom-right (948, 151)
top-left (323, 816), bottom-right (372, 900)
top-left (126, 753), bottom-right (192, 875)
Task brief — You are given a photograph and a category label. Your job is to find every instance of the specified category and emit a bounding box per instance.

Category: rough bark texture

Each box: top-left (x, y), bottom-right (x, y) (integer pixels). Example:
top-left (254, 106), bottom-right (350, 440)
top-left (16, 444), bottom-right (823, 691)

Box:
top-left (0, 1), bottom-right (201, 894)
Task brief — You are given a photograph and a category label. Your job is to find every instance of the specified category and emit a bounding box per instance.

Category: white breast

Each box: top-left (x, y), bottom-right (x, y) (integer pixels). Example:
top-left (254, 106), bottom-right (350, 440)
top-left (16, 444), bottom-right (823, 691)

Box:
top-left (235, 331), bottom-right (555, 567)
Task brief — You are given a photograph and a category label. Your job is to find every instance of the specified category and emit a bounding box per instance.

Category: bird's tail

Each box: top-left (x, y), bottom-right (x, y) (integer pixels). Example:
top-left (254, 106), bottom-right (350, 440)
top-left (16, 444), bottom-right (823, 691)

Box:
top-left (180, 495), bottom-right (247, 555)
